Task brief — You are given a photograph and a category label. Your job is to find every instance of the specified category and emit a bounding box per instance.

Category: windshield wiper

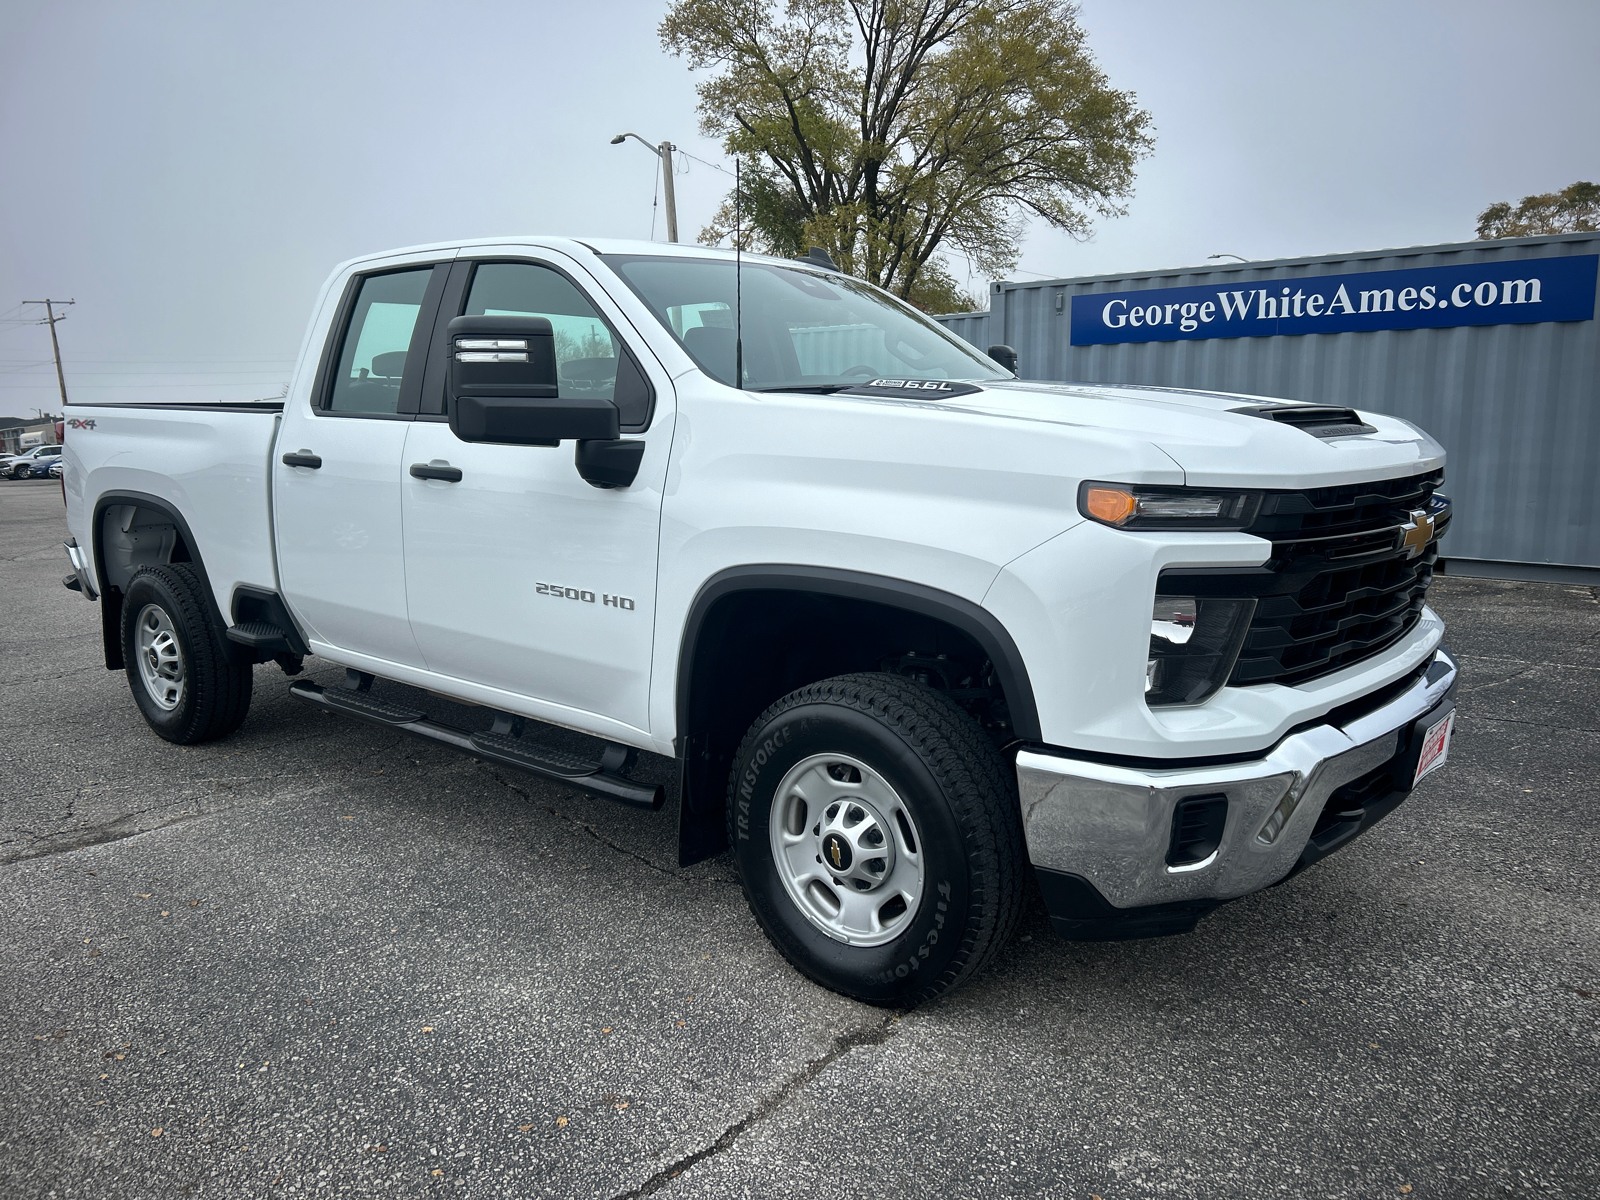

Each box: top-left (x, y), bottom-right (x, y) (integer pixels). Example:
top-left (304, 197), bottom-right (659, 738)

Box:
top-left (756, 384), bottom-right (854, 394)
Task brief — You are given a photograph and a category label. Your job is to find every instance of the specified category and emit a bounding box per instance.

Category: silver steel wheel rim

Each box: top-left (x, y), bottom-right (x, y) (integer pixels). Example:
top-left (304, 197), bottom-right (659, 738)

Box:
top-left (135, 603), bottom-right (185, 712)
top-left (768, 752), bottom-right (925, 947)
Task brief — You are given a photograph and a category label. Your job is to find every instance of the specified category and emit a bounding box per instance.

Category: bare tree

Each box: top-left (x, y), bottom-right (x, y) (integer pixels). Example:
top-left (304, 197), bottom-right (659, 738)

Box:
top-left (1476, 181), bottom-right (1599, 240)
top-left (660, 0), bottom-right (1153, 310)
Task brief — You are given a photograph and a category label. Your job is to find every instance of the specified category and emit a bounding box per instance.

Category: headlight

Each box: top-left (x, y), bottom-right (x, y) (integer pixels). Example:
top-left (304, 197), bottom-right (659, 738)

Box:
top-left (1146, 594), bottom-right (1256, 706)
top-left (1079, 482), bottom-right (1262, 530)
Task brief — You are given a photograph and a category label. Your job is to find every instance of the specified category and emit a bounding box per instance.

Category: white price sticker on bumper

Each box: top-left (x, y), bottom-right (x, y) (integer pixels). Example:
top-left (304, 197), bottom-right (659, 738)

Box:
top-left (1413, 710), bottom-right (1455, 786)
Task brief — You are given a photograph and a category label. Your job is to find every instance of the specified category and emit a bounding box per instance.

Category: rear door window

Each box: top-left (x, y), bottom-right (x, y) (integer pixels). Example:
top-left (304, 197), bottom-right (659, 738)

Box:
top-left (326, 268), bottom-right (435, 414)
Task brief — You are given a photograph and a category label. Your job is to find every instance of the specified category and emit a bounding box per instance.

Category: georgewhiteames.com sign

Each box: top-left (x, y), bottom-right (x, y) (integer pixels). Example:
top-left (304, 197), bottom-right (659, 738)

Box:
top-left (1070, 254), bottom-right (1597, 346)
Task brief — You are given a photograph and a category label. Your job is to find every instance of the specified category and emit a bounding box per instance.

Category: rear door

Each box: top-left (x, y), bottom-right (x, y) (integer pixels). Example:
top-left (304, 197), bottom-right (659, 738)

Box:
top-left (273, 259), bottom-right (450, 667)
top-left (399, 249), bottom-right (672, 735)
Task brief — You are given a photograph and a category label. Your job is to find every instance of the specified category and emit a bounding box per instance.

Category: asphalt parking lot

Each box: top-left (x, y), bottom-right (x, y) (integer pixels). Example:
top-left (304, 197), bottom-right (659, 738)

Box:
top-left (2, 478), bottom-right (1596, 1199)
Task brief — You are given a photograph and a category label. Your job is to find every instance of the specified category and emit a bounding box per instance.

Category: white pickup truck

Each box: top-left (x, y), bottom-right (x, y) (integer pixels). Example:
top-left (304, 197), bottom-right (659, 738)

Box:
top-left (60, 237), bottom-right (1458, 1005)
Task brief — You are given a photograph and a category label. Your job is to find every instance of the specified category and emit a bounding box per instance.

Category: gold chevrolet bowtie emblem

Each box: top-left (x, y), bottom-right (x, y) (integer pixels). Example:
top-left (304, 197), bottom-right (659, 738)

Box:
top-left (1400, 509), bottom-right (1435, 558)
top-left (829, 841), bottom-right (842, 867)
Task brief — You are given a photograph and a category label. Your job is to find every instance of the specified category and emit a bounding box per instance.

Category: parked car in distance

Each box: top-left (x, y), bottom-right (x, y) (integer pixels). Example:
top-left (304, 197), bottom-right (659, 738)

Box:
top-left (4, 444), bottom-right (63, 478)
top-left (29, 456), bottom-right (60, 478)
top-left (48, 459), bottom-right (65, 479)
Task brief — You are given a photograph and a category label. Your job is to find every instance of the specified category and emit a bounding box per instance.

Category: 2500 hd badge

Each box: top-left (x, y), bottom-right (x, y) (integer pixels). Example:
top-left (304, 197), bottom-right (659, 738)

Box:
top-left (534, 582), bottom-right (635, 610)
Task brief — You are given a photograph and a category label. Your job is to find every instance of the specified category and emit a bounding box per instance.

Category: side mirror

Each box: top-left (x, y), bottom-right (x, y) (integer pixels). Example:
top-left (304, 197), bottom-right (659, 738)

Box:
top-left (447, 315), bottom-right (620, 446)
top-left (987, 344), bottom-right (1018, 374)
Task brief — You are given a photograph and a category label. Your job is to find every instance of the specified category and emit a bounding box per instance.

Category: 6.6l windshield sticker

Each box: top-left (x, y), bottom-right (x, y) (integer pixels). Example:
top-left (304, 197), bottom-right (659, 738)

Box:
top-left (839, 379), bottom-right (983, 399)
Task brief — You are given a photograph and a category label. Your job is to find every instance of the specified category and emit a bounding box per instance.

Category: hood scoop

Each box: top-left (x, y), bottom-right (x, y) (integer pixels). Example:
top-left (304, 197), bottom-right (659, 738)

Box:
top-left (1240, 403), bottom-right (1377, 439)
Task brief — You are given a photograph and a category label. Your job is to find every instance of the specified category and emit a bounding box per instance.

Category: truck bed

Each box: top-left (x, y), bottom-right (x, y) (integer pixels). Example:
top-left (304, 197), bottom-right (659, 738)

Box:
top-left (63, 401), bottom-right (284, 623)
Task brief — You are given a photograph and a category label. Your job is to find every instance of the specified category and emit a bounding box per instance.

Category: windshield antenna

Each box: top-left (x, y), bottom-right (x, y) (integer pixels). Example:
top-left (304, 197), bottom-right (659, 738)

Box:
top-left (734, 157), bottom-right (744, 390)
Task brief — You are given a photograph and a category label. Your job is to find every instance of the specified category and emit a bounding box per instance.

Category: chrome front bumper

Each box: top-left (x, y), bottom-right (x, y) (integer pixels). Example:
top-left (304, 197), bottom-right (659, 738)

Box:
top-left (1016, 648), bottom-right (1458, 914)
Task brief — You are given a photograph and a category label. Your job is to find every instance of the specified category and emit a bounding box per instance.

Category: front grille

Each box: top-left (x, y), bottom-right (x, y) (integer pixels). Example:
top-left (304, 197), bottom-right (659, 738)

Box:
top-left (1161, 470), bottom-right (1449, 689)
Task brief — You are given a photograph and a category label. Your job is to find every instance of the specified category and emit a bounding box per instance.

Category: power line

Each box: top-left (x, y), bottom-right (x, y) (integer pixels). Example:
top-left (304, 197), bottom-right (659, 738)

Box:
top-left (675, 148), bottom-right (734, 177)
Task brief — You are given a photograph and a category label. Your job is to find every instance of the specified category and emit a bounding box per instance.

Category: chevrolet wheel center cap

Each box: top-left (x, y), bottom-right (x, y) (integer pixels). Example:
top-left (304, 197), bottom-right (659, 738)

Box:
top-left (822, 833), bottom-right (853, 872)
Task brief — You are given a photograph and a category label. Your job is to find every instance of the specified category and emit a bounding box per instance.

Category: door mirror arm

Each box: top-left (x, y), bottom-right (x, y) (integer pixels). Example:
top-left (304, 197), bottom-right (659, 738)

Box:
top-left (575, 439), bottom-right (645, 489)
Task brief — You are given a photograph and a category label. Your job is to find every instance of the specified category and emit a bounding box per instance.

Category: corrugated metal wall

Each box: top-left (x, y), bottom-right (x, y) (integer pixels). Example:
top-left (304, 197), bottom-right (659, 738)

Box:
top-left (791, 324), bottom-right (885, 376)
top-left (933, 233), bottom-right (1600, 574)
top-left (933, 309), bottom-right (992, 351)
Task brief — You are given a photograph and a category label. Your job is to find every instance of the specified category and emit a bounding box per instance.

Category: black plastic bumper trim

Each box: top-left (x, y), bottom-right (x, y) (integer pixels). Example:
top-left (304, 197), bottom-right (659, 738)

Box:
top-left (1034, 868), bottom-right (1221, 941)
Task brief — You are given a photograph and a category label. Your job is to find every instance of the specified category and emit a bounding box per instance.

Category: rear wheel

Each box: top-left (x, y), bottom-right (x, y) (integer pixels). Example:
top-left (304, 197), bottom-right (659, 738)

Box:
top-left (727, 672), bottom-right (1025, 1006)
top-left (122, 563), bottom-right (253, 744)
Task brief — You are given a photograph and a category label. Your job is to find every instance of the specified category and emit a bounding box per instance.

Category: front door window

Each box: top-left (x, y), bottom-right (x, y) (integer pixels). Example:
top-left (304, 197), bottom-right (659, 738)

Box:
top-left (463, 263), bottom-right (651, 428)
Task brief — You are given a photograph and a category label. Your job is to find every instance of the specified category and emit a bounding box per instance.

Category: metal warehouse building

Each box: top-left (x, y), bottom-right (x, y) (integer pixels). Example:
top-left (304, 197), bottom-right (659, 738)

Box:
top-left (934, 232), bottom-right (1600, 583)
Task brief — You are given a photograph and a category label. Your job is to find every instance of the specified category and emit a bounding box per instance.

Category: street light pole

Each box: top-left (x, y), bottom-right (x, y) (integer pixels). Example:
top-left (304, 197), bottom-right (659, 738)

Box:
top-left (610, 133), bottom-right (678, 242)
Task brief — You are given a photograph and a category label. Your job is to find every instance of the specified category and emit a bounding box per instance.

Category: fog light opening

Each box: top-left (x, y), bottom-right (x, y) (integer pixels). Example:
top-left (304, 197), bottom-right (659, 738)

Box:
top-left (1257, 791), bottom-right (1301, 845)
top-left (1166, 794), bottom-right (1229, 868)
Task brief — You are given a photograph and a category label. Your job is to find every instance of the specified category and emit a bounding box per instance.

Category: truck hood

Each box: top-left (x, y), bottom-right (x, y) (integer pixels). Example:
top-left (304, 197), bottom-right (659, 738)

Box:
top-left (897, 379), bottom-right (1446, 488)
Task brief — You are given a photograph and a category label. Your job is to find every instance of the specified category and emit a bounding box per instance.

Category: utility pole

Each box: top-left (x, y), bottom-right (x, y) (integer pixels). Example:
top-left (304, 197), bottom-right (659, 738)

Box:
top-left (659, 141), bottom-right (679, 244)
top-left (23, 298), bottom-right (74, 408)
top-left (610, 133), bottom-right (679, 242)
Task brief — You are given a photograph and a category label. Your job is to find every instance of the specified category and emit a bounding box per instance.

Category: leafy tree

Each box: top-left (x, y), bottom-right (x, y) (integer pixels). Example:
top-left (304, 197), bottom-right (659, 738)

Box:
top-left (1476, 181), bottom-right (1599, 240)
top-left (659, 0), bottom-right (1152, 311)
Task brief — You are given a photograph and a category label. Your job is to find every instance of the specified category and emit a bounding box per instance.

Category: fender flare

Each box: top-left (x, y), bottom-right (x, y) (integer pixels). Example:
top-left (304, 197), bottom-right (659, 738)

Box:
top-left (91, 490), bottom-right (231, 669)
top-left (673, 564), bottom-right (1041, 864)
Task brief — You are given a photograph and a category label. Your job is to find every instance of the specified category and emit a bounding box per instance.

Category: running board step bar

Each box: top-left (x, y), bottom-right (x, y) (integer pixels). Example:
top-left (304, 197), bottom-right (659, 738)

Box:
top-left (226, 621), bottom-right (296, 653)
top-left (288, 680), bottom-right (663, 810)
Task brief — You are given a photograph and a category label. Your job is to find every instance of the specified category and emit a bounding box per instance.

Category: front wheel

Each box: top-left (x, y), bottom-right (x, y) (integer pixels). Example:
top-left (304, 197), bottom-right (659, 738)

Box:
top-left (727, 673), bottom-right (1026, 1006)
top-left (122, 563), bottom-right (253, 744)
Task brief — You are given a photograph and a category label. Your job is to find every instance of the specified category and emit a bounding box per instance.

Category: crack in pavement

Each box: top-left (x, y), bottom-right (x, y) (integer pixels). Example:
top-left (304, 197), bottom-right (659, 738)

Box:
top-left (1457, 654), bottom-right (1600, 672)
top-left (1460, 662), bottom-right (1543, 695)
top-left (611, 1013), bottom-right (901, 1199)
top-left (0, 809), bottom-right (221, 866)
top-left (1462, 714), bottom-right (1600, 735)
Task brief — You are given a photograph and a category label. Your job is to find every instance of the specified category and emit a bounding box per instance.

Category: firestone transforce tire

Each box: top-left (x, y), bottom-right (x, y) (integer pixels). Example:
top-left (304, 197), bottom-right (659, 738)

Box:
top-left (121, 563), bottom-right (253, 744)
top-left (727, 673), bottom-right (1026, 1006)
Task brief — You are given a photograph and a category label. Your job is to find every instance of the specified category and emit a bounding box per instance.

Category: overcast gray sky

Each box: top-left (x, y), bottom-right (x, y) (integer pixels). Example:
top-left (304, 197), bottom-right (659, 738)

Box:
top-left (2, 0), bottom-right (1595, 419)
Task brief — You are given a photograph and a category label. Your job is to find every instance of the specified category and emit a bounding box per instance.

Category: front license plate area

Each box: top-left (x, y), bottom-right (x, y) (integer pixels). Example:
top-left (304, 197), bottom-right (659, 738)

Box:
top-left (1412, 708), bottom-right (1455, 786)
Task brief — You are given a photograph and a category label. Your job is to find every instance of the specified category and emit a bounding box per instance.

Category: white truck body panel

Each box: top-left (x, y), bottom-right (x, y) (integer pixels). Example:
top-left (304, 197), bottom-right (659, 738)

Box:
top-left (63, 405), bottom-right (280, 618)
top-left (62, 234), bottom-right (1451, 765)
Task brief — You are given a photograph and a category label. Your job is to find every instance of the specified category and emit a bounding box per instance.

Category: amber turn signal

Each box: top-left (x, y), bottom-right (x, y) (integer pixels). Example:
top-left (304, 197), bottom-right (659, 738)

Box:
top-left (1083, 485), bottom-right (1137, 525)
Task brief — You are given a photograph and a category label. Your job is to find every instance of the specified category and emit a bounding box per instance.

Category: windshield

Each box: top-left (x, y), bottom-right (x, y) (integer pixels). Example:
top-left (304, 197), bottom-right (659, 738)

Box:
top-left (606, 255), bottom-right (1008, 391)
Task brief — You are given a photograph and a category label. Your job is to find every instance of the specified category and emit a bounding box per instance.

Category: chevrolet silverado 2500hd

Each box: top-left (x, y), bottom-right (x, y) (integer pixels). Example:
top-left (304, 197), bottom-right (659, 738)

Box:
top-left (60, 237), bottom-right (1458, 1005)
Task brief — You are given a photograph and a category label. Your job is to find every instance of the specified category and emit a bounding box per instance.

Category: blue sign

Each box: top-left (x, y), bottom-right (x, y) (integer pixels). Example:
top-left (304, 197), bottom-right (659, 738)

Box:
top-left (1070, 254), bottom-right (1597, 345)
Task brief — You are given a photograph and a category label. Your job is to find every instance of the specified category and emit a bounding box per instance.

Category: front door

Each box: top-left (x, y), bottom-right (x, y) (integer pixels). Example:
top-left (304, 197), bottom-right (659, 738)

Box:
top-left (274, 262), bottom-right (447, 668)
top-left (400, 253), bottom-right (672, 735)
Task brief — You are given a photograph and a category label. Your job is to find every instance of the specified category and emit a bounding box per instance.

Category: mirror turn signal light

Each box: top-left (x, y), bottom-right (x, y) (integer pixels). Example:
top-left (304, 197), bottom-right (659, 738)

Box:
top-left (454, 337), bottom-right (531, 363)
top-left (456, 337), bottom-right (529, 350)
top-left (455, 351), bottom-right (529, 363)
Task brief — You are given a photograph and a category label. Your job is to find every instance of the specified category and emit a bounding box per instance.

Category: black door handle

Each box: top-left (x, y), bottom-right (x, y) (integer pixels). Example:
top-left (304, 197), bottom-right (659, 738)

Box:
top-left (282, 450), bottom-right (322, 469)
top-left (410, 462), bottom-right (463, 483)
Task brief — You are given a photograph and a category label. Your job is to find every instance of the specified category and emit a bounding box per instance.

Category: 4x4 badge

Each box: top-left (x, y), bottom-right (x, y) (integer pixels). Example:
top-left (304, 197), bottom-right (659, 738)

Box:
top-left (1400, 509), bottom-right (1435, 558)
